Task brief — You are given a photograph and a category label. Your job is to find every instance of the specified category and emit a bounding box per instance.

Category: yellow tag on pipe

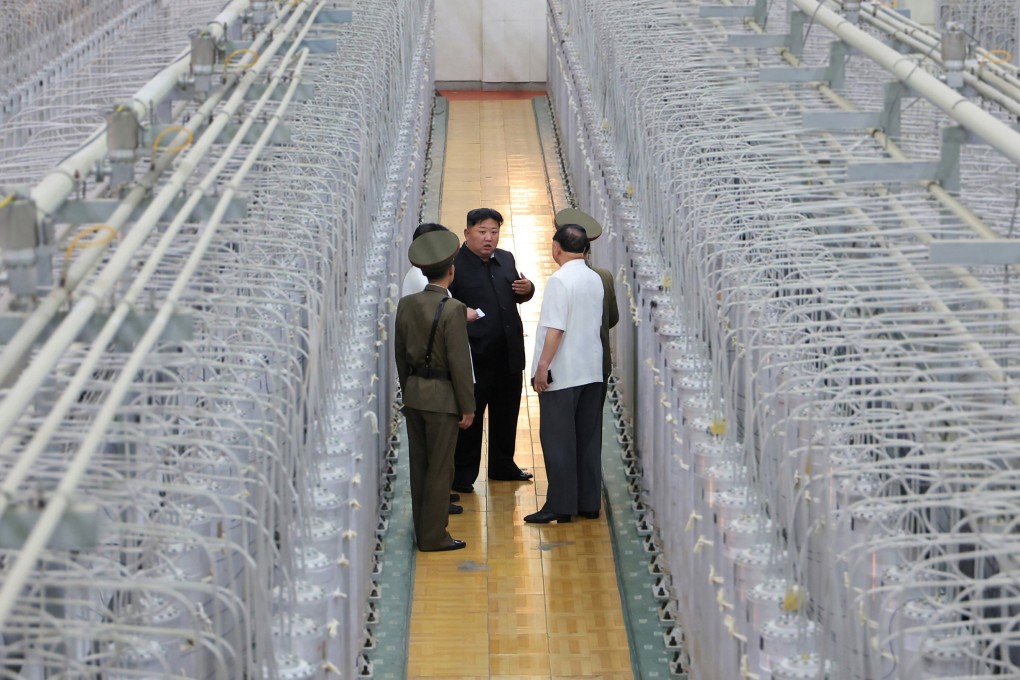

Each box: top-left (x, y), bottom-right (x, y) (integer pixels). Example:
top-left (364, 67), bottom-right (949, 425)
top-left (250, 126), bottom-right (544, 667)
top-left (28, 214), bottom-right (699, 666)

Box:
top-left (782, 585), bottom-right (805, 612)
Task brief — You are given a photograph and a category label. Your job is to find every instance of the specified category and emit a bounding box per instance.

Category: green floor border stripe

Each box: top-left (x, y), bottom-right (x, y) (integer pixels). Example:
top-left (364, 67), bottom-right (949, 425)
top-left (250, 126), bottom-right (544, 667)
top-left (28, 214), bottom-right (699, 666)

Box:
top-left (535, 92), bottom-right (680, 679)
top-left (367, 433), bottom-right (415, 680)
top-left (531, 95), bottom-right (570, 217)
top-left (602, 397), bottom-right (683, 679)
top-left (365, 94), bottom-right (448, 680)
top-left (369, 91), bottom-right (449, 678)
top-left (420, 94), bottom-right (448, 225)
top-left (370, 400), bottom-right (681, 680)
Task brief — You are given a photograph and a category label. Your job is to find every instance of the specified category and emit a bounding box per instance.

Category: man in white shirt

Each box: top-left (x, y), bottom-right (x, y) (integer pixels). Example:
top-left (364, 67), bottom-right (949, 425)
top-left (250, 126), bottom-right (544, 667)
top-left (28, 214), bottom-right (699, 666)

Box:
top-left (526, 224), bottom-right (604, 524)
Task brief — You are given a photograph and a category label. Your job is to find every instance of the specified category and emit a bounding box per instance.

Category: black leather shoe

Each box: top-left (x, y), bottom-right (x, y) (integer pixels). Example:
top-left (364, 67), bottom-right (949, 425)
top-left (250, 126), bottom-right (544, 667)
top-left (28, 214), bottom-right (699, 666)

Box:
top-left (451, 483), bottom-right (474, 494)
top-left (449, 493), bottom-right (460, 503)
top-left (421, 539), bottom-right (466, 552)
top-left (578, 510), bottom-right (600, 519)
top-left (489, 470), bottom-right (534, 482)
top-left (449, 503), bottom-right (463, 515)
top-left (524, 511), bottom-right (571, 524)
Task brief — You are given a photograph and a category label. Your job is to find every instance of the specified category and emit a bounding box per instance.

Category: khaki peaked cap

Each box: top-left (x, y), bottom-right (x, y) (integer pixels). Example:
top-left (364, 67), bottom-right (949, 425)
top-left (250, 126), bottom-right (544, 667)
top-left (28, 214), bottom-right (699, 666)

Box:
top-left (554, 208), bottom-right (602, 241)
top-left (408, 230), bottom-right (459, 272)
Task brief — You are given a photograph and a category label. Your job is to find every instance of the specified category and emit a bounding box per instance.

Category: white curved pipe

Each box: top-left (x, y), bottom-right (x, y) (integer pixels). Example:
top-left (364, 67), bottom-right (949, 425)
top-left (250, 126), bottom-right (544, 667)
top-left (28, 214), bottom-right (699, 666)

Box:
top-left (0, 0), bottom-right (315, 432)
top-left (0, 1), bottom-right (271, 389)
top-left (0, 20), bottom-right (318, 524)
top-left (0, 45), bottom-right (312, 632)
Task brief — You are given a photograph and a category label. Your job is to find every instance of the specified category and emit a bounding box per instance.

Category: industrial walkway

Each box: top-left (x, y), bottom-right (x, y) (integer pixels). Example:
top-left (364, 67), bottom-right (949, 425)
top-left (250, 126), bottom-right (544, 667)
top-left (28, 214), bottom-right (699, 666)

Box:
top-left (407, 91), bottom-right (632, 679)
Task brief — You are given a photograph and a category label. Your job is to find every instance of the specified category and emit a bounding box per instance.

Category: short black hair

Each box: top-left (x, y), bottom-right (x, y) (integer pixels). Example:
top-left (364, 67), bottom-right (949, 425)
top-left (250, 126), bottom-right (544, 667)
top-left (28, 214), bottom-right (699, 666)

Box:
top-left (412, 223), bottom-right (449, 240)
top-left (423, 264), bottom-right (450, 281)
top-left (553, 224), bottom-right (588, 254)
top-left (466, 208), bottom-right (503, 228)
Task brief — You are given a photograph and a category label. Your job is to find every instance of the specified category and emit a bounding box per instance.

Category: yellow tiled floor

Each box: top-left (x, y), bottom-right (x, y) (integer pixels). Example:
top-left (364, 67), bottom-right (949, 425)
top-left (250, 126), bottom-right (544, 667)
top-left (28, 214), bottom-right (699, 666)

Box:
top-left (407, 95), bottom-right (633, 679)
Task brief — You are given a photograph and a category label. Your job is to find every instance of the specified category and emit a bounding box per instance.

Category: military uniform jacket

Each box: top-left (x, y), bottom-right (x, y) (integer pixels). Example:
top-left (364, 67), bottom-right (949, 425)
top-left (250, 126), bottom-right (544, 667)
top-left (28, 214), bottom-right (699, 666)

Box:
top-left (448, 246), bottom-right (534, 372)
top-left (395, 284), bottom-right (475, 416)
top-left (592, 265), bottom-right (620, 378)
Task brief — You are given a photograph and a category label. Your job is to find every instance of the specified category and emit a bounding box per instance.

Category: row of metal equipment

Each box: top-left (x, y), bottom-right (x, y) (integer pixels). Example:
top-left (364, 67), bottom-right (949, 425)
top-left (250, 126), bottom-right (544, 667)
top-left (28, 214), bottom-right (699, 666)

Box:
top-left (0, 0), bottom-right (435, 677)
top-left (548, 0), bottom-right (1020, 678)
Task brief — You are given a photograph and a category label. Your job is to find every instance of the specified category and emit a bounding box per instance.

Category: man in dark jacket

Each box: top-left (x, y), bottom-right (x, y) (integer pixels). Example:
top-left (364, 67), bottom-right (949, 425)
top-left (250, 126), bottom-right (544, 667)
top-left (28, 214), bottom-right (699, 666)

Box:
top-left (448, 208), bottom-right (535, 493)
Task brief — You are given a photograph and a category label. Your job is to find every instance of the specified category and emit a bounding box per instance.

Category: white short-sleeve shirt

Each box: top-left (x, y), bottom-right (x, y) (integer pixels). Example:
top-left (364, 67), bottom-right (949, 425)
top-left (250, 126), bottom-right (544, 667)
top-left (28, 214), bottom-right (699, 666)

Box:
top-left (401, 267), bottom-right (429, 298)
top-left (531, 259), bottom-right (603, 391)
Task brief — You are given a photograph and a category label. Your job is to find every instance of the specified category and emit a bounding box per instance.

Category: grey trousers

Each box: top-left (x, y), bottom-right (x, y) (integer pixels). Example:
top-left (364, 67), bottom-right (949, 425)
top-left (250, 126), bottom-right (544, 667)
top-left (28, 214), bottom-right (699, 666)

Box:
top-left (538, 382), bottom-right (603, 515)
top-left (404, 407), bottom-right (459, 550)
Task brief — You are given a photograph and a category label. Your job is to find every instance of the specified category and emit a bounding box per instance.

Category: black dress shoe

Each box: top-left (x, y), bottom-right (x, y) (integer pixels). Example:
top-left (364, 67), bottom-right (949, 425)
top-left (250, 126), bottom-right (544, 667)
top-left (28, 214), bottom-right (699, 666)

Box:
top-left (489, 470), bottom-right (534, 482)
top-left (449, 493), bottom-right (460, 503)
top-left (524, 510), bottom-right (571, 524)
top-left (578, 510), bottom-right (600, 519)
top-left (448, 503), bottom-right (463, 515)
top-left (451, 483), bottom-right (474, 494)
top-left (421, 539), bottom-right (466, 552)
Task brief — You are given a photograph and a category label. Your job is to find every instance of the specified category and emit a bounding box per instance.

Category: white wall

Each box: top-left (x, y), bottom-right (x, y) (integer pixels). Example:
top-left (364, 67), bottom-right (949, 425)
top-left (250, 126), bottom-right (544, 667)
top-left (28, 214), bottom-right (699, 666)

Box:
top-left (433, 0), bottom-right (935, 83)
top-left (435, 0), bottom-right (482, 82)
top-left (436, 0), bottom-right (547, 84)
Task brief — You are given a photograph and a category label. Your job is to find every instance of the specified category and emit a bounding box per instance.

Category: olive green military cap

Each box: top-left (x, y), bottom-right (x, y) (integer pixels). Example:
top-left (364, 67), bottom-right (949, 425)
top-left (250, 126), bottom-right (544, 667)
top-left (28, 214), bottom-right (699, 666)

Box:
top-left (555, 208), bottom-right (602, 241)
top-left (408, 229), bottom-right (459, 273)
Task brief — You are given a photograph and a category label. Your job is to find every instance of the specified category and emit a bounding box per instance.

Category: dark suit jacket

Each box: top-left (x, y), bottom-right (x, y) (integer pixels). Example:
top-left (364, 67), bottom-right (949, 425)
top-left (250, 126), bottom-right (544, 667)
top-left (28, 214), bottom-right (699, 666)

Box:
top-left (395, 285), bottom-right (475, 416)
top-left (592, 265), bottom-right (619, 378)
top-left (448, 246), bottom-right (534, 372)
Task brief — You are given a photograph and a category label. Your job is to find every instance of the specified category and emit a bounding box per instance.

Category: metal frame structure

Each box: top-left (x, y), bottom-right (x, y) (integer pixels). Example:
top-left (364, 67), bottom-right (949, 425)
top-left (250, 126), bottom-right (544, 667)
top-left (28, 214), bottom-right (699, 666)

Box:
top-left (549, 0), bottom-right (1020, 677)
top-left (0, 1), bottom-right (435, 677)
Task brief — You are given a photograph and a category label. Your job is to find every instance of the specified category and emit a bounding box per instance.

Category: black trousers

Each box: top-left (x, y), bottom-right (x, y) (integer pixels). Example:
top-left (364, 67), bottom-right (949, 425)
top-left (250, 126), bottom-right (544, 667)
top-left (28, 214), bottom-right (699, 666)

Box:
top-left (454, 365), bottom-right (523, 486)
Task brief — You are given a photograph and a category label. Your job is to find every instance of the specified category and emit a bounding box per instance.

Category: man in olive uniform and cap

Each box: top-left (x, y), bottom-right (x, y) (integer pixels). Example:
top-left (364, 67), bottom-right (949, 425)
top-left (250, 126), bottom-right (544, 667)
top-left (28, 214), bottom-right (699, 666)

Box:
top-left (394, 230), bottom-right (475, 552)
top-left (555, 208), bottom-right (619, 406)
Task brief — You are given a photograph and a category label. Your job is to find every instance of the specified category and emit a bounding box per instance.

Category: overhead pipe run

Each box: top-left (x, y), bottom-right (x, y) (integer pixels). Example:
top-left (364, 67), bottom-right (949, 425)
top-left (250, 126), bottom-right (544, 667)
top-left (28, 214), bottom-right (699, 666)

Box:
top-left (852, 3), bottom-right (1020, 114)
top-left (0, 8), bottom-right (323, 540)
top-left (790, 0), bottom-right (1020, 167)
top-left (18, 0), bottom-right (252, 222)
top-left (0, 0), bottom-right (310, 409)
top-left (0, 47), bottom-right (312, 635)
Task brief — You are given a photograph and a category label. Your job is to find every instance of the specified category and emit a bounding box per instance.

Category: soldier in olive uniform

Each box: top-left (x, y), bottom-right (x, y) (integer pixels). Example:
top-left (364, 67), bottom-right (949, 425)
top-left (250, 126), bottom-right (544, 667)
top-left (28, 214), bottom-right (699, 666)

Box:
top-left (394, 230), bottom-right (475, 552)
top-left (555, 208), bottom-right (620, 406)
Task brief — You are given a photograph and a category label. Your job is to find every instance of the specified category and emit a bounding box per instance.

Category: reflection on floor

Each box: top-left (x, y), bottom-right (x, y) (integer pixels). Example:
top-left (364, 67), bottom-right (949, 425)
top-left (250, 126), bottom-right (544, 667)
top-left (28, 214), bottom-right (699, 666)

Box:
top-left (407, 93), bottom-right (634, 679)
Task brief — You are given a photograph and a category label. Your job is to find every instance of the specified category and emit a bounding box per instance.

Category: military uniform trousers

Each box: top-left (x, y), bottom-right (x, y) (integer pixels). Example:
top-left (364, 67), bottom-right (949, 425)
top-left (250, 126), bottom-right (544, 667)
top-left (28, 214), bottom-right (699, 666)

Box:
top-left (404, 406), bottom-right (460, 551)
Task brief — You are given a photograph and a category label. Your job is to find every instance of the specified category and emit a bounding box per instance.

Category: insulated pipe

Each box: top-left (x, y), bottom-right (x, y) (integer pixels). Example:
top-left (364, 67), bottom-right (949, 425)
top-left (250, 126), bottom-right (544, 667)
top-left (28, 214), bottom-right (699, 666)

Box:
top-left (0, 1), bottom-right (314, 427)
top-left (860, 1), bottom-right (1020, 94)
top-left (867, 9), bottom-right (1020, 80)
top-left (0, 46), bottom-right (312, 632)
top-left (856, 8), bottom-right (1020, 118)
top-left (0, 29), bottom-right (315, 524)
top-left (22, 0), bottom-right (252, 219)
top-left (0, 103), bottom-right (222, 389)
top-left (790, 0), bottom-right (1020, 168)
